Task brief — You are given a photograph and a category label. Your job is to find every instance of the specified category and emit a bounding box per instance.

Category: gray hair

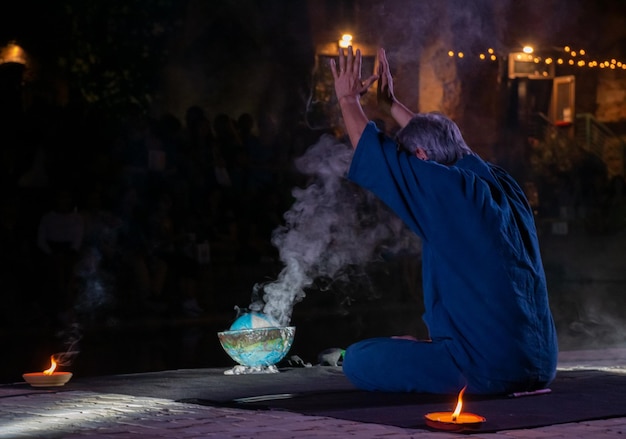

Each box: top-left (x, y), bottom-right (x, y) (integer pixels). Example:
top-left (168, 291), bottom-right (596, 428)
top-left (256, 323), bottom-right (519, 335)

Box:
top-left (395, 112), bottom-right (474, 165)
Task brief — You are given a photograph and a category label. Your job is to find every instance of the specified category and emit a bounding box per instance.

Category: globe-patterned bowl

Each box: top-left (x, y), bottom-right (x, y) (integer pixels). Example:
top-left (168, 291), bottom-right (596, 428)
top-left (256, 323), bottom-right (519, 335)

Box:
top-left (228, 312), bottom-right (281, 331)
top-left (217, 326), bottom-right (296, 368)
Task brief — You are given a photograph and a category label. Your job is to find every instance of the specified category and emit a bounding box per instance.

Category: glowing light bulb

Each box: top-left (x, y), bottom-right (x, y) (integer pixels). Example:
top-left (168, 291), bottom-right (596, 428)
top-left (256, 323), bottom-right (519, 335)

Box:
top-left (523, 46), bottom-right (533, 54)
top-left (0, 41), bottom-right (27, 64)
top-left (580, 49), bottom-right (586, 55)
top-left (564, 46), bottom-right (571, 52)
top-left (479, 53), bottom-right (485, 60)
top-left (338, 34), bottom-right (353, 48)
top-left (448, 50), bottom-right (454, 57)
top-left (457, 52), bottom-right (464, 58)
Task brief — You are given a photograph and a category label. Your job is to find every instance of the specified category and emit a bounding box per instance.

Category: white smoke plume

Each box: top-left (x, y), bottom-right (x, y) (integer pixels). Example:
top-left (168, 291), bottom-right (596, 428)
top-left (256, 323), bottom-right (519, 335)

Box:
top-left (251, 133), bottom-right (421, 326)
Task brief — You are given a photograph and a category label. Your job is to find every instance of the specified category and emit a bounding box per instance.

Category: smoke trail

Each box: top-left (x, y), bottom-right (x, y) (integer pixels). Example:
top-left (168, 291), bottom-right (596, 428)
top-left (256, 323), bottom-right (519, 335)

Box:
top-left (74, 246), bottom-right (114, 319)
top-left (251, 133), bottom-right (421, 326)
top-left (48, 210), bottom-right (121, 370)
top-left (72, 206), bottom-right (123, 322)
top-left (52, 321), bottom-right (82, 369)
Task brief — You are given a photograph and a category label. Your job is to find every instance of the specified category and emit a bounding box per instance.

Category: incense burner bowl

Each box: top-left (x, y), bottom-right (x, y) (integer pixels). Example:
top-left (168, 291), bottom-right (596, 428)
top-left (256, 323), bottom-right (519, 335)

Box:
top-left (218, 326), bottom-right (296, 368)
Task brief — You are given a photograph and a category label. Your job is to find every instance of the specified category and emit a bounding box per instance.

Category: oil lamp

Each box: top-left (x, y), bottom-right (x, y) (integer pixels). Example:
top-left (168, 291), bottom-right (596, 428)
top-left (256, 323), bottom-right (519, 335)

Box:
top-left (424, 386), bottom-right (486, 431)
top-left (23, 356), bottom-right (73, 387)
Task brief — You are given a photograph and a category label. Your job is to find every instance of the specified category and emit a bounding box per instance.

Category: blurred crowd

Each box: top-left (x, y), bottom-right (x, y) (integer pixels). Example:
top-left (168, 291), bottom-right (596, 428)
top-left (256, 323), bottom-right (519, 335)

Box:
top-left (0, 101), bottom-right (319, 331)
top-left (2, 100), bottom-right (626, 335)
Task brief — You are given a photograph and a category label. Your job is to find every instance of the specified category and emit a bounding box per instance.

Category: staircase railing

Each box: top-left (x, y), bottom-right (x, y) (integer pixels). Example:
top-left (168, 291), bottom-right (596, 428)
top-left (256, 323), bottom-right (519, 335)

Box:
top-left (576, 113), bottom-right (626, 175)
top-left (529, 112), bottom-right (556, 141)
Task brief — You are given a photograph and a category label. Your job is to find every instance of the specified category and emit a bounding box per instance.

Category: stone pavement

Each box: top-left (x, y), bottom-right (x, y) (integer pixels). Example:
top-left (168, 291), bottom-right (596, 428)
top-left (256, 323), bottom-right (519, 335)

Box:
top-left (2, 347), bottom-right (626, 439)
top-left (0, 389), bottom-right (625, 439)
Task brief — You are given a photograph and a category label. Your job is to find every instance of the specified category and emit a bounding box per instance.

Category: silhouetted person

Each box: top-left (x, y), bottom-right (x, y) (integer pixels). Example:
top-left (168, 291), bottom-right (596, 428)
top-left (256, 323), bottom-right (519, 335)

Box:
top-left (213, 113), bottom-right (245, 191)
top-left (37, 187), bottom-right (84, 321)
top-left (0, 191), bottom-right (33, 327)
top-left (237, 112), bottom-right (274, 192)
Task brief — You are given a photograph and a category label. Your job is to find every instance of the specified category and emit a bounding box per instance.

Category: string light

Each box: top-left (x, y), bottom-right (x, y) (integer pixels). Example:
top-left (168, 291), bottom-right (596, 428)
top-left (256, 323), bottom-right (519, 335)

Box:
top-left (439, 44), bottom-right (626, 72)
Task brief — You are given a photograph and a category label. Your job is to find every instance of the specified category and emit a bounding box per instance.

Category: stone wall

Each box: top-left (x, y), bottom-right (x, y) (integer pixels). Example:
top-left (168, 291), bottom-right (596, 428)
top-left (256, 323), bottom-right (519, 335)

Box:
top-left (596, 70), bottom-right (626, 123)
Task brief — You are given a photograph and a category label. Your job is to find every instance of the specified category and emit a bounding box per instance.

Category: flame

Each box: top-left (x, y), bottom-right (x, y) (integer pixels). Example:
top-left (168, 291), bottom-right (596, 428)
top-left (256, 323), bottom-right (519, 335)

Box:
top-left (451, 385), bottom-right (467, 421)
top-left (43, 357), bottom-right (57, 375)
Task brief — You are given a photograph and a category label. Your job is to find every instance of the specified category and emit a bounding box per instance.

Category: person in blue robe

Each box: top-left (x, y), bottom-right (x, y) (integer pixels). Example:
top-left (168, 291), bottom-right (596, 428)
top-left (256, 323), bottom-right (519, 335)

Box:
top-left (330, 46), bottom-right (558, 395)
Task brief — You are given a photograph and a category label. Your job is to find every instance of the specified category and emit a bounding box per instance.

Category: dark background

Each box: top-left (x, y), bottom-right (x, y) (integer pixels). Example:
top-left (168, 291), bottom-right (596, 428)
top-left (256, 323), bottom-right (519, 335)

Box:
top-left (1, 0), bottom-right (626, 382)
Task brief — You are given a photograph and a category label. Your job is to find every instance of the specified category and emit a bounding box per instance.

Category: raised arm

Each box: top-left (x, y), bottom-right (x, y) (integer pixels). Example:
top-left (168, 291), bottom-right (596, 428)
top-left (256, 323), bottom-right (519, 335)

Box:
top-left (330, 46), bottom-right (377, 149)
top-left (377, 48), bottom-right (415, 128)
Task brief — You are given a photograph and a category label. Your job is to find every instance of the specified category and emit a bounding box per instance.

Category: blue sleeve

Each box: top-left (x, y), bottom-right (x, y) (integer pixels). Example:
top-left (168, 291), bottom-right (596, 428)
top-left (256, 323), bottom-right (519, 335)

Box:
top-left (347, 122), bottom-right (500, 246)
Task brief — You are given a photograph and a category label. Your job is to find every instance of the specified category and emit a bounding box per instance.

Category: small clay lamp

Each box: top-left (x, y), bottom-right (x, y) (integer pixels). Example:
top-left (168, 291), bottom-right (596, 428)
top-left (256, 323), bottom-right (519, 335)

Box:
top-left (425, 386), bottom-right (486, 431)
top-left (23, 356), bottom-right (73, 387)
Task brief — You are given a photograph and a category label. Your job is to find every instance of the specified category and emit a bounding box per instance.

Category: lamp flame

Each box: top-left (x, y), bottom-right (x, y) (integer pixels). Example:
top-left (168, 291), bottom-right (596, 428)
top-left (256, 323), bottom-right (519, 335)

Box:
top-left (43, 356), bottom-right (57, 375)
top-left (451, 385), bottom-right (467, 421)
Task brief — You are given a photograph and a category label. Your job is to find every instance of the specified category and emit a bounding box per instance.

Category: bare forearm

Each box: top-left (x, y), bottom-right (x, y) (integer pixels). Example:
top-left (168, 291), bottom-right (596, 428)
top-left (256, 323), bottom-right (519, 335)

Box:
top-left (390, 100), bottom-right (415, 128)
top-left (339, 95), bottom-right (369, 149)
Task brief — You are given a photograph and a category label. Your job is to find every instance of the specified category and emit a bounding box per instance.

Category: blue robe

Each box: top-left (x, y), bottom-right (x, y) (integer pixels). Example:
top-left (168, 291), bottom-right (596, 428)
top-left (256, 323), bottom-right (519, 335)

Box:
top-left (342, 122), bottom-right (558, 394)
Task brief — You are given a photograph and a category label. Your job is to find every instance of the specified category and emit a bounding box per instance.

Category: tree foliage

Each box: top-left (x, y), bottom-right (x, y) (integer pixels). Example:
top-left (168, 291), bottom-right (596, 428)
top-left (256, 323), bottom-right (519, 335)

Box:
top-left (59, 0), bottom-right (184, 114)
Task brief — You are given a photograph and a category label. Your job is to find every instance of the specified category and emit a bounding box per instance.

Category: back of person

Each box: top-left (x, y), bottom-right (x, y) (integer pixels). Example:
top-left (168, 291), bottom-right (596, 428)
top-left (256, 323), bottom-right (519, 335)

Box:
top-left (332, 46), bottom-right (557, 395)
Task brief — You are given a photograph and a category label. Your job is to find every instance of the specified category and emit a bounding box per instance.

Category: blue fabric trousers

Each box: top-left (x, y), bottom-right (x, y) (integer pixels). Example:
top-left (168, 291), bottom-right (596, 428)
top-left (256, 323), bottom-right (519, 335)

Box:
top-left (342, 337), bottom-right (540, 395)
